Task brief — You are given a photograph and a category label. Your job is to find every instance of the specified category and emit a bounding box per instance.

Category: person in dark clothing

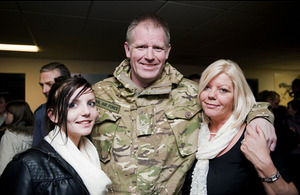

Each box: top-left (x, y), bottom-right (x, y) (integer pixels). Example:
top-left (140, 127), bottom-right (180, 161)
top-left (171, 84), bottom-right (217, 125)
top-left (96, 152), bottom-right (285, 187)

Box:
top-left (291, 78), bottom-right (300, 101)
top-left (257, 90), bottom-right (298, 154)
top-left (287, 99), bottom-right (300, 191)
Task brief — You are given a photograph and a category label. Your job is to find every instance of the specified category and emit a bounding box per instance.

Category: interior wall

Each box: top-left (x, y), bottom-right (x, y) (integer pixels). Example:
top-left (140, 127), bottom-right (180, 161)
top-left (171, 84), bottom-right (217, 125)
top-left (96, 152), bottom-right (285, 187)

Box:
top-left (245, 69), bottom-right (300, 107)
top-left (1, 57), bottom-right (300, 111)
top-left (0, 57), bottom-right (118, 111)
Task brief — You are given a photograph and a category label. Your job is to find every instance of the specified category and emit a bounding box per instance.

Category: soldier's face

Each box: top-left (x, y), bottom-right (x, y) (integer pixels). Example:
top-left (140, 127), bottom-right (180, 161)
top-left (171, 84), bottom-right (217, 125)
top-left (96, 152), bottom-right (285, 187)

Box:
top-left (124, 23), bottom-right (171, 88)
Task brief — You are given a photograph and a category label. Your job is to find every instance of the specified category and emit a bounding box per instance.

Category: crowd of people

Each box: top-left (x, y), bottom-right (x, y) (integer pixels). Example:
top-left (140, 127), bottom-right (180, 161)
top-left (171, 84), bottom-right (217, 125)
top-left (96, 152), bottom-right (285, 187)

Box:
top-left (0, 13), bottom-right (299, 194)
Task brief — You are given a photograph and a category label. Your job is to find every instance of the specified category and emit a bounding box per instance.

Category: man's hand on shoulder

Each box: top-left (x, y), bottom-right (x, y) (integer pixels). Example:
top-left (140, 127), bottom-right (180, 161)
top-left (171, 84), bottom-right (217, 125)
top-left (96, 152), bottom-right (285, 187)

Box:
top-left (246, 118), bottom-right (277, 151)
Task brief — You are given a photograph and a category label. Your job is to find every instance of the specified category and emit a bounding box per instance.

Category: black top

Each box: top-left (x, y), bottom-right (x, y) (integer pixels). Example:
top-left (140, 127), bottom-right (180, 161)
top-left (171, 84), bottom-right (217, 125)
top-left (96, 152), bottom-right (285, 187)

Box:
top-left (32, 103), bottom-right (47, 146)
top-left (0, 140), bottom-right (89, 195)
top-left (182, 128), bottom-right (291, 195)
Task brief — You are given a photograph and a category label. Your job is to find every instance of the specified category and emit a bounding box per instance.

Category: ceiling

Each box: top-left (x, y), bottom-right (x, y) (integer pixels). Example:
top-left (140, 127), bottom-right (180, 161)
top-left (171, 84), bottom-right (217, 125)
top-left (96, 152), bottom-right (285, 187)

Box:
top-left (1, 1), bottom-right (300, 70)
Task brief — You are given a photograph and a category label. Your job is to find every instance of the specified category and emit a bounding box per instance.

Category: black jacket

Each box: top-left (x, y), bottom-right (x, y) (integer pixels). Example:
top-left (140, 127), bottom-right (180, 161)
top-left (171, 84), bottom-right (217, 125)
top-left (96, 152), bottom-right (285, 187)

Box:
top-left (0, 140), bottom-right (89, 195)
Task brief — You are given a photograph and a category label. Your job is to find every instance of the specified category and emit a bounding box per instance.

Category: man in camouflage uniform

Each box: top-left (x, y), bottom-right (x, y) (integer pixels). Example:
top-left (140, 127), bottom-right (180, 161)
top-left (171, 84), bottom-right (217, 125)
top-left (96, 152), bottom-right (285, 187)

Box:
top-left (91, 14), bottom-right (276, 194)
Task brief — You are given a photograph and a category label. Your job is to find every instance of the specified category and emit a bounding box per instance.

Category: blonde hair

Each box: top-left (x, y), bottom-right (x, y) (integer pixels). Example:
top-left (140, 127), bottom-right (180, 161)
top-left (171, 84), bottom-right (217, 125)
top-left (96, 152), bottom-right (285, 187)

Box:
top-left (198, 59), bottom-right (256, 128)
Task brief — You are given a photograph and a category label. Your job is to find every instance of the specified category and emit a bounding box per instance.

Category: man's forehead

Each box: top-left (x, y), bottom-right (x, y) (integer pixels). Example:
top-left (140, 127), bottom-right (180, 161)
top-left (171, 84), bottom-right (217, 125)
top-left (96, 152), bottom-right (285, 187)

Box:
top-left (39, 69), bottom-right (60, 81)
top-left (41, 69), bottom-right (60, 76)
top-left (136, 21), bottom-right (163, 32)
top-left (132, 25), bottom-right (165, 42)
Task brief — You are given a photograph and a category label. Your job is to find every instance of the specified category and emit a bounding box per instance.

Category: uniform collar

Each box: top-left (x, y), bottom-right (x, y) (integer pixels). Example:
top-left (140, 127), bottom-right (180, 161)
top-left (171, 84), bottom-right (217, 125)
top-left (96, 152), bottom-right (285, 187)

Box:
top-left (113, 59), bottom-right (183, 96)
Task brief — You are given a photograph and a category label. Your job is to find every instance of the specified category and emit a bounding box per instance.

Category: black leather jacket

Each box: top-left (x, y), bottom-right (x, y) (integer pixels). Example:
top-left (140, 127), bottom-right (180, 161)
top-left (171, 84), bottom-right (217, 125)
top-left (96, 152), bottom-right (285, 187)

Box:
top-left (0, 140), bottom-right (89, 195)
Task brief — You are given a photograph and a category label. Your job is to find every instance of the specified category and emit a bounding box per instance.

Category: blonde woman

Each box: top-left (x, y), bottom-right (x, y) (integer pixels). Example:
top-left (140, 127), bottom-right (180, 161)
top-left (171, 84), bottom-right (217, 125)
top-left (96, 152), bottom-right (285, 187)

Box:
top-left (184, 59), bottom-right (298, 195)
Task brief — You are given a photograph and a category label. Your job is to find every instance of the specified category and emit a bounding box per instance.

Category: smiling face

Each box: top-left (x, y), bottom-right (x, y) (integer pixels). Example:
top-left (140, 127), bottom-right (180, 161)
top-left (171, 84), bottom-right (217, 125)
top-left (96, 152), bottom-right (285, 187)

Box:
top-left (200, 73), bottom-right (234, 123)
top-left (64, 87), bottom-right (98, 145)
top-left (124, 22), bottom-right (171, 89)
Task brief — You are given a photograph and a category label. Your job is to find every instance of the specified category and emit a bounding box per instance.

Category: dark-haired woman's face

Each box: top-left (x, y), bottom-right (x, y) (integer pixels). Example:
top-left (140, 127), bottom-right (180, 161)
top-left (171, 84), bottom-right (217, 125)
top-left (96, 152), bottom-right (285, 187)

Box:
top-left (64, 86), bottom-right (98, 146)
top-left (4, 111), bottom-right (13, 124)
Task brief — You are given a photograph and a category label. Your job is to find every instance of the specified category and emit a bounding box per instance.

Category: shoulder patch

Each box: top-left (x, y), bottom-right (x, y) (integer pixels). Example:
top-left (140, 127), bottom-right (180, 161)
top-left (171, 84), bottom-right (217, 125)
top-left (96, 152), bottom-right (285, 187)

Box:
top-left (96, 98), bottom-right (120, 113)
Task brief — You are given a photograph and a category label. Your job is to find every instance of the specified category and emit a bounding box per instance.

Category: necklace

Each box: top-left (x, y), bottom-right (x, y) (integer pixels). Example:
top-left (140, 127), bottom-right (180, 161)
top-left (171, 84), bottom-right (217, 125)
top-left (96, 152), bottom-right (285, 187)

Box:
top-left (210, 133), bottom-right (217, 135)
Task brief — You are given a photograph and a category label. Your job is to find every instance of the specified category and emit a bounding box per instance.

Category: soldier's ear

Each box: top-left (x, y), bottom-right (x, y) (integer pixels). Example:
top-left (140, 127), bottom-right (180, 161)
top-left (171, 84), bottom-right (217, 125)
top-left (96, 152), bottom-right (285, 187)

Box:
top-left (47, 108), bottom-right (58, 123)
top-left (124, 42), bottom-right (131, 58)
top-left (165, 44), bottom-right (171, 59)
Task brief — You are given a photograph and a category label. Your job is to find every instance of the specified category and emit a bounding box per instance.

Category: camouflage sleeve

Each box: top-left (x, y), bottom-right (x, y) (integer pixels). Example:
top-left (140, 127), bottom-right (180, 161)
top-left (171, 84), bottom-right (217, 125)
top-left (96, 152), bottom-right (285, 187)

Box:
top-left (246, 102), bottom-right (274, 124)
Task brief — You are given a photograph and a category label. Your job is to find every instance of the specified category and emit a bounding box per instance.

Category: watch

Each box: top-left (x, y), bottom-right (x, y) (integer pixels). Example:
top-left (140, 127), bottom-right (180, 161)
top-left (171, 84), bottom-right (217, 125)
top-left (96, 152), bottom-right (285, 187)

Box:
top-left (259, 170), bottom-right (281, 182)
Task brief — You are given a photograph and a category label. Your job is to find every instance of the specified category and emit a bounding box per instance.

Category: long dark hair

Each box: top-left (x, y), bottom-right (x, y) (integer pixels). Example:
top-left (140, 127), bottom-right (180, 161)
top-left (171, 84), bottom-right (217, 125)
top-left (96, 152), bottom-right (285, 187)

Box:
top-left (46, 75), bottom-right (92, 137)
top-left (6, 100), bottom-right (33, 127)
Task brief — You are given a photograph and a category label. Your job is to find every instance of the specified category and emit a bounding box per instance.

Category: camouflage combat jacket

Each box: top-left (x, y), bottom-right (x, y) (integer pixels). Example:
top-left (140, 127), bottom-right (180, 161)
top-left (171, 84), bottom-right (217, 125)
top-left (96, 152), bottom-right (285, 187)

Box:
top-left (92, 59), bottom-right (201, 194)
top-left (91, 59), bottom-right (274, 195)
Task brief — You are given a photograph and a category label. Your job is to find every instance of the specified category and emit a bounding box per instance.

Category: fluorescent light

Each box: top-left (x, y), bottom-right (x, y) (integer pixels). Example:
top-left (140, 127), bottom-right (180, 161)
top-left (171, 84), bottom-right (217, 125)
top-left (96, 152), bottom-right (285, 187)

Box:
top-left (0, 44), bottom-right (39, 52)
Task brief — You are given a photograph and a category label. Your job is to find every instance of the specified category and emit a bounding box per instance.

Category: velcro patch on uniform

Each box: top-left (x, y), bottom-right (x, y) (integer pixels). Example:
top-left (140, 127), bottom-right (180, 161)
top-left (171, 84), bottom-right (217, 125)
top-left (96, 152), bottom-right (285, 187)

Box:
top-left (96, 98), bottom-right (120, 113)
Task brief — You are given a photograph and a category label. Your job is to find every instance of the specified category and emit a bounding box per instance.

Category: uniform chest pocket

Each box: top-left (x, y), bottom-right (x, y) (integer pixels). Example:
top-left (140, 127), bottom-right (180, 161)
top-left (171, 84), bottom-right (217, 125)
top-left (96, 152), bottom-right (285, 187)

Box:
top-left (164, 106), bottom-right (201, 157)
top-left (93, 108), bottom-right (121, 163)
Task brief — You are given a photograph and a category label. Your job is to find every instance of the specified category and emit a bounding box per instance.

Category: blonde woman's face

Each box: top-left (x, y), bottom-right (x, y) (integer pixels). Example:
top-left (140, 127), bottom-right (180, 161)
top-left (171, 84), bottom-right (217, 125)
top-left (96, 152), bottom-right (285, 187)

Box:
top-left (200, 73), bottom-right (234, 123)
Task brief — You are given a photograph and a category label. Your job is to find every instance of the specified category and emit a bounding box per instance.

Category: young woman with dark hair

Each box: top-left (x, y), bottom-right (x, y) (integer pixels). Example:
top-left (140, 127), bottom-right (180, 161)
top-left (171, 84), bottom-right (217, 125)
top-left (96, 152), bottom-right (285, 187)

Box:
top-left (0, 75), bottom-right (111, 194)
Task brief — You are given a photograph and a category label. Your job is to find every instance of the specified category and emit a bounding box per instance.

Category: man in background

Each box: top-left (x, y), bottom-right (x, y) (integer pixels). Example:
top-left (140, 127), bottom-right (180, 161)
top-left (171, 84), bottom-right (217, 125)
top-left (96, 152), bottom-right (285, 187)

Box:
top-left (32, 62), bottom-right (71, 146)
top-left (267, 91), bottom-right (280, 110)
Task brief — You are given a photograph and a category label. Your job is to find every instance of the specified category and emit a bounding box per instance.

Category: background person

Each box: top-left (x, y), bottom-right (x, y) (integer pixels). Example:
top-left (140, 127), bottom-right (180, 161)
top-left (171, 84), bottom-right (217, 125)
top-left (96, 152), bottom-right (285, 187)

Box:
top-left (257, 90), bottom-right (298, 155)
top-left (291, 78), bottom-right (300, 101)
top-left (91, 14), bottom-right (276, 194)
top-left (0, 92), bottom-right (11, 140)
top-left (186, 59), bottom-right (297, 194)
top-left (287, 100), bottom-right (300, 143)
top-left (0, 100), bottom-right (33, 175)
top-left (0, 75), bottom-right (111, 194)
top-left (287, 99), bottom-right (300, 191)
top-left (186, 74), bottom-right (201, 84)
top-left (32, 62), bottom-right (71, 146)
